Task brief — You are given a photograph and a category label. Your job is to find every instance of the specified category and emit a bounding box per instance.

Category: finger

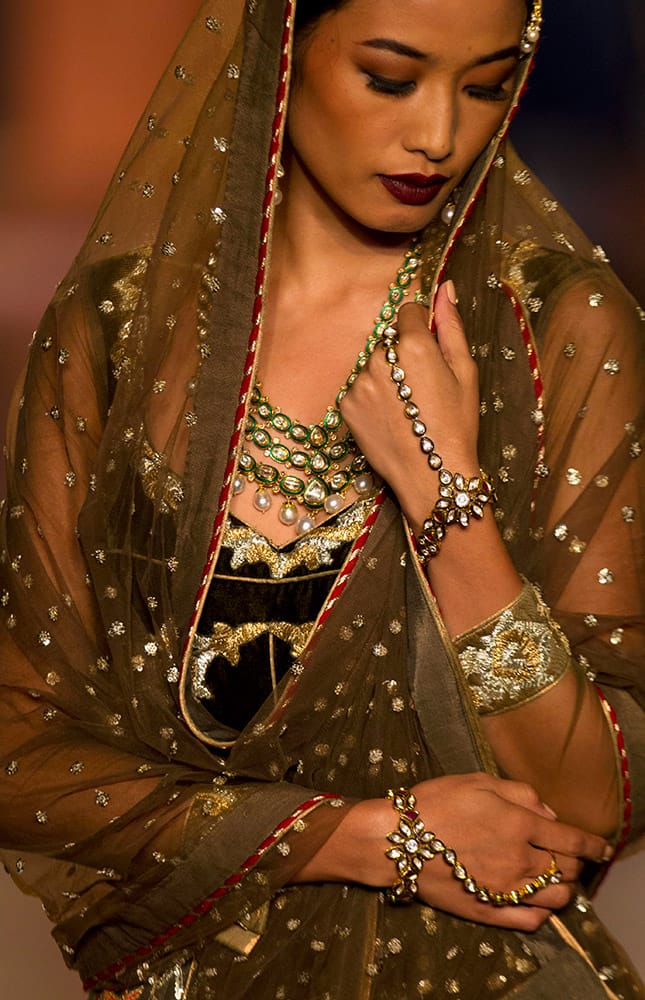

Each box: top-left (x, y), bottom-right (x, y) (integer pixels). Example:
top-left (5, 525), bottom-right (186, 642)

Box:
top-left (397, 300), bottom-right (437, 342)
top-left (490, 779), bottom-right (560, 822)
top-left (434, 281), bottom-right (474, 370)
top-left (524, 845), bottom-right (580, 886)
top-left (465, 901), bottom-right (552, 932)
top-left (530, 817), bottom-right (611, 863)
top-left (551, 851), bottom-right (583, 883)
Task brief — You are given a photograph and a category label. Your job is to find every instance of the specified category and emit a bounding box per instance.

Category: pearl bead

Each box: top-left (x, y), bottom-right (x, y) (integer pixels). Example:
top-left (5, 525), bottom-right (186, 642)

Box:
top-left (253, 489), bottom-right (273, 513)
top-left (233, 476), bottom-right (245, 495)
top-left (354, 473), bottom-right (374, 496)
top-left (324, 494), bottom-right (344, 515)
top-left (296, 515), bottom-right (316, 535)
top-left (278, 501), bottom-right (298, 526)
top-left (526, 25), bottom-right (540, 42)
top-left (441, 202), bottom-right (456, 226)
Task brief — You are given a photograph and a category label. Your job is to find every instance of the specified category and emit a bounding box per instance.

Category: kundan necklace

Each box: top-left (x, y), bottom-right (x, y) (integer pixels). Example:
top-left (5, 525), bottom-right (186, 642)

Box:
top-left (234, 239), bottom-right (423, 536)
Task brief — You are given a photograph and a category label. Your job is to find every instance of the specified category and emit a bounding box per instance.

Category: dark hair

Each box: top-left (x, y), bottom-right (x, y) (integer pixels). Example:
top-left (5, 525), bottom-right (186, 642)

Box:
top-left (294, 0), bottom-right (350, 35)
top-left (295, 0), bottom-right (529, 33)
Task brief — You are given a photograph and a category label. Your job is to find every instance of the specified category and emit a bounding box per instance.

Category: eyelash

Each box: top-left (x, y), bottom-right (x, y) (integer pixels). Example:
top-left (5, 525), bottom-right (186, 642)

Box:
top-left (466, 84), bottom-right (512, 103)
top-left (365, 73), bottom-right (512, 104)
top-left (365, 73), bottom-right (415, 98)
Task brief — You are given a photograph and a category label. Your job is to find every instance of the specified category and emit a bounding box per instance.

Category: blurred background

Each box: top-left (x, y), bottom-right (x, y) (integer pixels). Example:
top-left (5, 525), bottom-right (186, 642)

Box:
top-left (0, 1), bottom-right (643, 997)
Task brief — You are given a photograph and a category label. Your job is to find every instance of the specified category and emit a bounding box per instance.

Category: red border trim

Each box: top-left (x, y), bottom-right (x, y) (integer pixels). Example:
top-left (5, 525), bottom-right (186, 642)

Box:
top-left (180, 1), bottom-right (294, 675)
top-left (83, 792), bottom-right (337, 991)
top-left (595, 686), bottom-right (632, 857)
top-left (427, 54), bottom-right (536, 318)
top-left (261, 488), bottom-right (387, 730)
top-left (312, 489), bottom-right (385, 634)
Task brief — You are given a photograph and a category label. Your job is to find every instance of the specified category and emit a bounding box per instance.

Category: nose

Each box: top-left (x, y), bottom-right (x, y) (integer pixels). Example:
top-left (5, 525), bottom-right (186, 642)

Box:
top-left (403, 85), bottom-right (456, 163)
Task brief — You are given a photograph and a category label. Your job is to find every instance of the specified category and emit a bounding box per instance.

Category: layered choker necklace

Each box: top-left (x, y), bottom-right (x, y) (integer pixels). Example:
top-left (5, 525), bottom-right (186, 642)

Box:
top-left (234, 239), bottom-right (423, 536)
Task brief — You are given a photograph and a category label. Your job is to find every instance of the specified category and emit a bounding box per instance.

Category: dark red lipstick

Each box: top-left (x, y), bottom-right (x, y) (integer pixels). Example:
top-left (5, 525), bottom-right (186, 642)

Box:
top-left (379, 173), bottom-right (449, 206)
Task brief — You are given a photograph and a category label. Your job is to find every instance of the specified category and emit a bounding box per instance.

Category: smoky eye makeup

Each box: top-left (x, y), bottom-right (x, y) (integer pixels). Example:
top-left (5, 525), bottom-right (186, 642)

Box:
top-left (466, 82), bottom-right (514, 102)
top-left (364, 71), bottom-right (416, 97)
top-left (464, 62), bottom-right (518, 103)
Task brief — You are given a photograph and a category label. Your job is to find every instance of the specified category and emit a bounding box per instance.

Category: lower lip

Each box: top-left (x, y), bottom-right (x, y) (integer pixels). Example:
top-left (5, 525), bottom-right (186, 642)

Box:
top-left (379, 176), bottom-right (445, 206)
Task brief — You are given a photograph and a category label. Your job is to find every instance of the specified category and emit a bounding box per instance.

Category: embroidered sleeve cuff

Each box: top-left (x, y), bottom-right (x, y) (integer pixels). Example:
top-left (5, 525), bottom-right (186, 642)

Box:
top-left (453, 577), bottom-right (571, 715)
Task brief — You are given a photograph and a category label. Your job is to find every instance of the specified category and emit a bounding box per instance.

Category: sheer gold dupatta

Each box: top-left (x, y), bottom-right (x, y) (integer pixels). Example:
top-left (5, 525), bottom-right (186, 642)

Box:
top-left (0, 2), bottom-right (349, 987)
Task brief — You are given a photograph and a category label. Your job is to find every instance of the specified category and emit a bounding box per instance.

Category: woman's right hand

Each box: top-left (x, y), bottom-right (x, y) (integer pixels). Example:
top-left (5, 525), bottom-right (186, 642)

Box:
top-left (299, 772), bottom-right (611, 931)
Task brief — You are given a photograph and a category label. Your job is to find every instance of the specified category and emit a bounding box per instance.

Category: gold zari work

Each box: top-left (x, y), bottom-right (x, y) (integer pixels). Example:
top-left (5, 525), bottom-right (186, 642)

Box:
top-left (222, 497), bottom-right (375, 578)
top-left (454, 578), bottom-right (572, 714)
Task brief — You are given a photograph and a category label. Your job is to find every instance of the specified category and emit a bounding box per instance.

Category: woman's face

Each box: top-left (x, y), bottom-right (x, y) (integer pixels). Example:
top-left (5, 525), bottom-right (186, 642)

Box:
top-left (287, 0), bottom-right (526, 233)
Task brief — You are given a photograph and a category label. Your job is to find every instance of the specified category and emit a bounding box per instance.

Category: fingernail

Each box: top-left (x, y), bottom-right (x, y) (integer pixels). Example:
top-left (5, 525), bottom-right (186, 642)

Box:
top-left (603, 845), bottom-right (615, 863)
top-left (445, 279), bottom-right (458, 305)
top-left (541, 802), bottom-right (558, 820)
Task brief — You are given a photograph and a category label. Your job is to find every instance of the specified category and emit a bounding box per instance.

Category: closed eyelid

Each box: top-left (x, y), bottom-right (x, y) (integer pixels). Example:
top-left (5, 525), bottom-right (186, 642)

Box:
top-left (359, 39), bottom-right (521, 69)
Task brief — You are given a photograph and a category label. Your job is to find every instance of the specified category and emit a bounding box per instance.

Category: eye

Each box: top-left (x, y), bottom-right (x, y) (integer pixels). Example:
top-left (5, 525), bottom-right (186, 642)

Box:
top-left (365, 72), bottom-right (416, 98)
top-left (465, 83), bottom-right (513, 103)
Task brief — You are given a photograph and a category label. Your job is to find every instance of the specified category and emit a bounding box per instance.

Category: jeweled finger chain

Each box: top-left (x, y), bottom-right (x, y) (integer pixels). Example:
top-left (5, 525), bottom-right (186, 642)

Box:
top-left (379, 327), bottom-right (496, 561)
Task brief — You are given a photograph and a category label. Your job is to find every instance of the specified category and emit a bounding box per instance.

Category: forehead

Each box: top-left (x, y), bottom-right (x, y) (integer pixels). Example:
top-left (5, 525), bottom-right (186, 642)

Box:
top-left (315, 0), bottom-right (526, 60)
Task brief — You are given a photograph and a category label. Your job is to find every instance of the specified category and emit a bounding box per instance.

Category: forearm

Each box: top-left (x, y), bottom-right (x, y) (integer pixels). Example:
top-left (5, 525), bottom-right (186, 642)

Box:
top-left (482, 673), bottom-right (620, 838)
top-left (404, 503), bottom-right (620, 839)
top-left (292, 797), bottom-right (391, 886)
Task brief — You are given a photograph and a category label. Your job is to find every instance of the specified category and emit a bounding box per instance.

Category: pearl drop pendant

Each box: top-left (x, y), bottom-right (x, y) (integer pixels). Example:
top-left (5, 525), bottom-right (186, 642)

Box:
top-left (441, 202), bottom-right (456, 226)
top-left (278, 501), bottom-right (298, 526)
top-left (233, 475), bottom-right (245, 495)
top-left (355, 473), bottom-right (374, 496)
top-left (296, 514), bottom-right (316, 535)
top-left (253, 489), bottom-right (273, 513)
top-left (324, 493), bottom-right (344, 515)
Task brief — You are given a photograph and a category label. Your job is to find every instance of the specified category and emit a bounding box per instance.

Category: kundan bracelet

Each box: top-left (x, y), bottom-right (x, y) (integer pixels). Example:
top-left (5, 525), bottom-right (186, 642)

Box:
top-left (416, 469), bottom-right (497, 563)
top-left (380, 328), bottom-right (496, 562)
top-left (384, 788), bottom-right (563, 907)
top-left (385, 788), bottom-right (435, 903)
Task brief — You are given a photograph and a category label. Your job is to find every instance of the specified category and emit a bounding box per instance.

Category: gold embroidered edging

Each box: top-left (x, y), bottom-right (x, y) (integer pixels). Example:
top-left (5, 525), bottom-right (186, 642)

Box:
top-left (453, 578), bottom-right (571, 715)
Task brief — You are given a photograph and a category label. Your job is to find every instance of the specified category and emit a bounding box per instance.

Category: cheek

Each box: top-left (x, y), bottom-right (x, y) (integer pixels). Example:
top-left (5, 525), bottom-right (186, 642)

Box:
top-left (290, 77), bottom-right (371, 169)
top-left (460, 105), bottom-right (510, 164)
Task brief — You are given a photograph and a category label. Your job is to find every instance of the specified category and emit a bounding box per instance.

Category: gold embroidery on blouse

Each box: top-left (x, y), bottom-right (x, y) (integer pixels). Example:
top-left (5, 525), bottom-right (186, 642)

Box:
top-left (190, 621), bottom-right (313, 699)
top-left (222, 496), bottom-right (374, 579)
top-left (453, 578), bottom-right (571, 715)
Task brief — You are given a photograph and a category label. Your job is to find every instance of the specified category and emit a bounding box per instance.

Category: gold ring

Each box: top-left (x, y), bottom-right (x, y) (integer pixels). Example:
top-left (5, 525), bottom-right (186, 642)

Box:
top-left (479, 852), bottom-right (563, 907)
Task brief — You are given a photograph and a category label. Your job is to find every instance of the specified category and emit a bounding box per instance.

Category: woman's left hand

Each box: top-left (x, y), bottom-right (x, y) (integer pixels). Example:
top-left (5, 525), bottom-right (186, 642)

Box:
top-left (340, 281), bottom-right (480, 530)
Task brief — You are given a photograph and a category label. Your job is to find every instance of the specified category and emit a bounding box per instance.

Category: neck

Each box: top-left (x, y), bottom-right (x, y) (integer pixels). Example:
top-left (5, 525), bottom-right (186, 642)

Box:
top-left (270, 151), bottom-right (416, 294)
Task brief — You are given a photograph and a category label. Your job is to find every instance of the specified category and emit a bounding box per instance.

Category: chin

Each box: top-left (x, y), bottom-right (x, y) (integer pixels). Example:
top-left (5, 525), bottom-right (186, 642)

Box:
top-left (363, 213), bottom-right (434, 237)
top-left (351, 202), bottom-right (440, 237)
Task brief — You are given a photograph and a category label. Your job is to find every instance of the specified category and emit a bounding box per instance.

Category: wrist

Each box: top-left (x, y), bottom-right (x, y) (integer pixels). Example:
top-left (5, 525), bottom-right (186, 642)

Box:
top-left (338, 798), bottom-right (393, 887)
top-left (293, 797), bottom-right (392, 887)
top-left (396, 453), bottom-right (484, 533)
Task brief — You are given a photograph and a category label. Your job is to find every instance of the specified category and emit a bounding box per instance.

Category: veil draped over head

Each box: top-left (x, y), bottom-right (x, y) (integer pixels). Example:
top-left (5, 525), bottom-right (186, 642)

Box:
top-left (1, 1), bottom-right (644, 996)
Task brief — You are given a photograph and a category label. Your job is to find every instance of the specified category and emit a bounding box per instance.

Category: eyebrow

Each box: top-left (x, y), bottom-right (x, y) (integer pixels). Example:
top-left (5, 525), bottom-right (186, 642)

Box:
top-left (360, 38), bottom-right (521, 67)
